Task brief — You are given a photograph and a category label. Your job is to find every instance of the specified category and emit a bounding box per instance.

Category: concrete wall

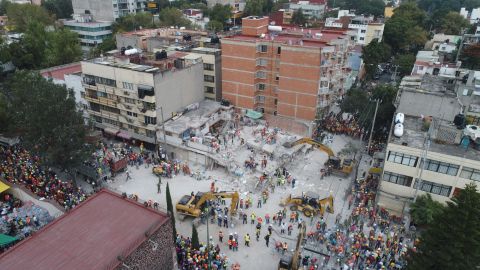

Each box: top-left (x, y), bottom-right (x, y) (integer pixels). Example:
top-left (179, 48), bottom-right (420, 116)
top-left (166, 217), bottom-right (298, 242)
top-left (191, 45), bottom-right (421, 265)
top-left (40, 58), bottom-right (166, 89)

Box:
top-left (72, 0), bottom-right (115, 22)
top-left (154, 63), bottom-right (204, 121)
top-left (118, 218), bottom-right (174, 270)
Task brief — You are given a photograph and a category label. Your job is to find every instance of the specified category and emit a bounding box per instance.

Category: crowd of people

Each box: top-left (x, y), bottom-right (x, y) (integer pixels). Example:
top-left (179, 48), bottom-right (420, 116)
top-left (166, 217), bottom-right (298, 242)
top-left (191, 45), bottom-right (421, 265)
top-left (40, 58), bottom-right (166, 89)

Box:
top-left (316, 112), bottom-right (364, 139)
top-left (0, 145), bottom-right (88, 210)
top-left (175, 234), bottom-right (232, 270)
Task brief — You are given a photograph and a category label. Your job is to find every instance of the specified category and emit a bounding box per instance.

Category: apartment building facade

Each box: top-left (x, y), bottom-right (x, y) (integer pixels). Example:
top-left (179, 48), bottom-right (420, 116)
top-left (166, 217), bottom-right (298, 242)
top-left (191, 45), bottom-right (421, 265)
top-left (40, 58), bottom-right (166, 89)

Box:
top-left (377, 76), bottom-right (480, 213)
top-left (63, 14), bottom-right (113, 53)
top-left (81, 53), bottom-right (204, 146)
top-left (72, 0), bottom-right (147, 21)
top-left (222, 16), bottom-right (352, 124)
top-left (188, 47), bottom-right (222, 101)
top-left (325, 12), bottom-right (384, 46)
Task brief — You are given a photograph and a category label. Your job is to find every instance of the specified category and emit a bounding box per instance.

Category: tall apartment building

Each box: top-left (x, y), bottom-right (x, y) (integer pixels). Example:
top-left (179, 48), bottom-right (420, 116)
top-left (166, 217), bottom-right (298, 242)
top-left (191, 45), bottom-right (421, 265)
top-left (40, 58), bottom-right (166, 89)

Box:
top-left (72, 0), bottom-right (147, 21)
top-left (377, 75), bottom-right (480, 214)
top-left (63, 14), bottom-right (113, 53)
top-left (81, 51), bottom-right (204, 146)
top-left (222, 16), bottom-right (353, 125)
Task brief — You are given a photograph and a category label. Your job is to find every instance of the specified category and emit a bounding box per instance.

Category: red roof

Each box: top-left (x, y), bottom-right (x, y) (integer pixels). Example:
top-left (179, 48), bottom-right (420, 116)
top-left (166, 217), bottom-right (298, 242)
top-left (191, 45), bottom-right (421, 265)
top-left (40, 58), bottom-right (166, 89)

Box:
top-left (40, 62), bottom-right (82, 81)
top-left (0, 189), bottom-right (170, 270)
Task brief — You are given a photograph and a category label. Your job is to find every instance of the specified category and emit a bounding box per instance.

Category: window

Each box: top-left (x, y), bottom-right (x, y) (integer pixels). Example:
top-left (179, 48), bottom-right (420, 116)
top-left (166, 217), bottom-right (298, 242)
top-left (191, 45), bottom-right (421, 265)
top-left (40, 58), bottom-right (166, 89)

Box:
top-left (146, 129), bottom-right (156, 138)
top-left (387, 151), bottom-right (418, 167)
top-left (414, 180), bottom-right (452, 197)
top-left (255, 71), bottom-right (266, 79)
top-left (424, 159), bottom-right (459, 176)
top-left (205, 86), bottom-right (214, 93)
top-left (277, 47), bottom-right (281, 54)
top-left (122, 82), bottom-right (134, 90)
top-left (275, 74), bottom-right (279, 81)
top-left (256, 96), bottom-right (265, 103)
top-left (124, 97), bottom-right (135, 104)
top-left (94, 76), bottom-right (116, 87)
top-left (144, 116), bottom-right (157, 125)
top-left (256, 83), bottom-right (266, 91)
top-left (360, 30), bottom-right (366, 33)
top-left (204, 75), bottom-right (215, 83)
top-left (383, 171), bottom-right (413, 187)
top-left (97, 91), bottom-right (107, 98)
top-left (143, 101), bottom-right (156, 111)
top-left (203, 63), bottom-right (214, 71)
top-left (256, 58), bottom-right (268, 66)
top-left (460, 167), bottom-right (480, 181)
top-left (274, 98), bottom-right (278, 105)
top-left (257, 45), bottom-right (268, 52)
top-left (359, 37), bottom-right (365, 41)
top-left (127, 111), bottom-right (138, 117)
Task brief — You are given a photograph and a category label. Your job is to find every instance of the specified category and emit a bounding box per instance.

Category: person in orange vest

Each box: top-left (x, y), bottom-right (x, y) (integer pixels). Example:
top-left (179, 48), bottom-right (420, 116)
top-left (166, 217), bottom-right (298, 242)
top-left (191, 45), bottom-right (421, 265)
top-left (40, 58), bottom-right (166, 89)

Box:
top-left (228, 238), bottom-right (233, 250)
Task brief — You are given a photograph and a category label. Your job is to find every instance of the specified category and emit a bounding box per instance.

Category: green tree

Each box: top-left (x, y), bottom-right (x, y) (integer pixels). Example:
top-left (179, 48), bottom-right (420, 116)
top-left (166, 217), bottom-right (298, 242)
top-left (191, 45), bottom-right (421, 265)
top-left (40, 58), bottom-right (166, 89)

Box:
top-left (166, 182), bottom-right (177, 240)
top-left (272, 0), bottom-right (289, 12)
top-left (370, 84), bottom-right (397, 133)
top-left (407, 183), bottom-right (480, 270)
top-left (90, 36), bottom-right (116, 58)
top-left (0, 0), bottom-right (10, 15)
top-left (42, 0), bottom-right (73, 19)
top-left (4, 71), bottom-right (90, 170)
top-left (461, 43), bottom-right (480, 70)
top-left (409, 193), bottom-right (444, 226)
top-left (158, 7), bottom-right (191, 28)
top-left (113, 12), bottom-right (154, 33)
top-left (340, 88), bottom-right (369, 115)
top-left (0, 92), bottom-right (9, 132)
top-left (362, 40), bottom-right (391, 80)
top-left (206, 20), bottom-right (224, 32)
top-left (191, 224), bottom-right (200, 249)
top-left (439, 11), bottom-right (470, 35)
top-left (244, 0), bottom-right (265, 16)
top-left (9, 21), bottom-right (48, 69)
top-left (328, 0), bottom-right (385, 17)
top-left (291, 8), bottom-right (307, 26)
top-left (394, 53), bottom-right (416, 78)
top-left (46, 28), bottom-right (82, 66)
top-left (383, 2), bottom-right (428, 53)
top-left (6, 3), bottom-right (54, 32)
top-left (208, 4), bottom-right (232, 26)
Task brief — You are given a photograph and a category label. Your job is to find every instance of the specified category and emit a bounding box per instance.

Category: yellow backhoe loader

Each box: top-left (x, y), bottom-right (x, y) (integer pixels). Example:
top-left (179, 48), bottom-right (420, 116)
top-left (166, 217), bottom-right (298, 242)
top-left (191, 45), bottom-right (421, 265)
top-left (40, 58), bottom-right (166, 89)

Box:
top-left (176, 191), bottom-right (239, 218)
top-left (280, 192), bottom-right (334, 217)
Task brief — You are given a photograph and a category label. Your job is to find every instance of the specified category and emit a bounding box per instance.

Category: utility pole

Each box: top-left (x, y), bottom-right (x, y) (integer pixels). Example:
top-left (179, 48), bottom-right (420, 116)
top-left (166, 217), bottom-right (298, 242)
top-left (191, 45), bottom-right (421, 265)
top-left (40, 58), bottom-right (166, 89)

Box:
top-left (160, 106), bottom-right (167, 145)
top-left (391, 65), bottom-right (399, 83)
top-left (366, 99), bottom-right (380, 155)
top-left (205, 201), bottom-right (212, 270)
top-left (413, 124), bottom-right (433, 202)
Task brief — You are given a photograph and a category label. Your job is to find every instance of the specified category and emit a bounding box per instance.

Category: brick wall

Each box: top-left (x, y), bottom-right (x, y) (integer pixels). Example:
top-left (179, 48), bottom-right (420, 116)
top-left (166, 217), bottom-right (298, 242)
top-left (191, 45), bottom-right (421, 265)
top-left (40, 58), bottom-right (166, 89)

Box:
top-left (117, 220), bottom-right (174, 270)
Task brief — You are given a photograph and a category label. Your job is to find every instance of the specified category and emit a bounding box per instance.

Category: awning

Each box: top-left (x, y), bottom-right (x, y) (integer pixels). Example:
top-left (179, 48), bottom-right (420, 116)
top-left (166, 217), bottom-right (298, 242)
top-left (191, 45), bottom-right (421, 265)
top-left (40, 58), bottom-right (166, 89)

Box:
top-left (117, 131), bottom-right (131, 140)
top-left (0, 181), bottom-right (9, 193)
top-left (104, 127), bottom-right (119, 136)
top-left (246, 109), bottom-right (263, 120)
top-left (0, 234), bottom-right (17, 246)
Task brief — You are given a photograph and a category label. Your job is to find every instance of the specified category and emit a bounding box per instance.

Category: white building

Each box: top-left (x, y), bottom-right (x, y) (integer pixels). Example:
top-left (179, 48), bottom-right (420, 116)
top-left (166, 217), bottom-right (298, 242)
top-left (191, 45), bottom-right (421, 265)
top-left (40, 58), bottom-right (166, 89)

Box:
top-left (72, 0), bottom-right (147, 21)
top-left (63, 14), bottom-right (113, 53)
top-left (324, 12), bottom-right (384, 46)
top-left (80, 52), bottom-right (204, 145)
top-left (459, 7), bottom-right (480, 24)
top-left (377, 75), bottom-right (480, 214)
top-left (288, 0), bottom-right (326, 19)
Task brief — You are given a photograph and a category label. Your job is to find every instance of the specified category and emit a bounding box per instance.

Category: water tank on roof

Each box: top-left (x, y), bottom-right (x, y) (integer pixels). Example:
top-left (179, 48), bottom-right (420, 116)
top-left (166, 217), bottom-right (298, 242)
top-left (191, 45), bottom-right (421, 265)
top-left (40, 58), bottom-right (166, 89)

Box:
top-left (454, 114), bottom-right (466, 129)
top-left (394, 123), bottom-right (404, 137)
top-left (395, 113), bottom-right (404, 124)
top-left (268, 25), bottom-right (282, 32)
top-left (464, 125), bottom-right (480, 141)
top-left (125, 48), bottom-right (139, 55)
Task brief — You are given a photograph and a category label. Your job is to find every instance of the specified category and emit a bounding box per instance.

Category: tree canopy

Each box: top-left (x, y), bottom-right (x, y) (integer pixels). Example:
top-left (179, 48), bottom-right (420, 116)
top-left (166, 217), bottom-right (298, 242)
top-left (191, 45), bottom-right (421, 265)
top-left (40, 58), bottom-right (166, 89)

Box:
top-left (42, 0), bottom-right (73, 19)
top-left (439, 11), bottom-right (470, 35)
top-left (461, 43), bottom-right (480, 70)
top-left (158, 7), bottom-right (191, 28)
top-left (394, 53), bottom-right (416, 77)
top-left (407, 184), bottom-right (480, 270)
top-left (362, 40), bottom-right (391, 79)
top-left (409, 193), bottom-right (444, 226)
top-left (113, 12), bottom-right (155, 33)
top-left (328, 0), bottom-right (385, 17)
top-left (6, 3), bottom-right (54, 32)
top-left (243, 0), bottom-right (272, 16)
top-left (291, 8), bottom-right (307, 26)
top-left (2, 71), bottom-right (90, 170)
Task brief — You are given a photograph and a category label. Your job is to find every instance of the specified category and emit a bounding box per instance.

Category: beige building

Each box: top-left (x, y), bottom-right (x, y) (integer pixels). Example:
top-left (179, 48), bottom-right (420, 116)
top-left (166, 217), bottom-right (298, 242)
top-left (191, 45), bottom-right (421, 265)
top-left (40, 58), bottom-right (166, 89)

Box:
top-left (186, 47), bottom-right (222, 101)
top-left (81, 52), bottom-right (204, 146)
top-left (377, 75), bottom-right (480, 213)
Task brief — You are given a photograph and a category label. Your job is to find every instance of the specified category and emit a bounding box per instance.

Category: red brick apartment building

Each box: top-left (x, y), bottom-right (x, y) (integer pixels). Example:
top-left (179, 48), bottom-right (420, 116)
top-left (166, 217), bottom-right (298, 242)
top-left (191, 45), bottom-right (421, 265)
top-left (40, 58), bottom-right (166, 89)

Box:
top-left (222, 16), bottom-right (353, 123)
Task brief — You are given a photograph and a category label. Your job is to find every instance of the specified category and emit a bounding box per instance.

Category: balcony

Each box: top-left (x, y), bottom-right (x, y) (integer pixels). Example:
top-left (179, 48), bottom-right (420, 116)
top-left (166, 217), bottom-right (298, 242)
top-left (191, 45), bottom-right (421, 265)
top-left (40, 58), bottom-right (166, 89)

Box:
top-left (318, 87), bottom-right (329, 95)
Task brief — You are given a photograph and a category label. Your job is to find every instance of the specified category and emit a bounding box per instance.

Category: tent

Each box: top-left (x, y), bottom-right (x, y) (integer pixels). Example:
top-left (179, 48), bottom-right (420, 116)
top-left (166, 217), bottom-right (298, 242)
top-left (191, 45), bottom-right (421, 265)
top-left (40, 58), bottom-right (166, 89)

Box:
top-left (245, 109), bottom-right (263, 120)
top-left (0, 181), bottom-right (9, 193)
top-left (0, 234), bottom-right (18, 246)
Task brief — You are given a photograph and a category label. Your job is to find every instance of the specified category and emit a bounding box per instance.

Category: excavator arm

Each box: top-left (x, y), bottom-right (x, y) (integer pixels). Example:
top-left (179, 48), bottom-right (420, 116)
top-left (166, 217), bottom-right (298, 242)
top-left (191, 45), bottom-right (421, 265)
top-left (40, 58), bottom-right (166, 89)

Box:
top-left (287, 138), bottom-right (335, 157)
top-left (318, 195), bottom-right (334, 215)
top-left (291, 221), bottom-right (306, 270)
top-left (195, 191), bottom-right (239, 215)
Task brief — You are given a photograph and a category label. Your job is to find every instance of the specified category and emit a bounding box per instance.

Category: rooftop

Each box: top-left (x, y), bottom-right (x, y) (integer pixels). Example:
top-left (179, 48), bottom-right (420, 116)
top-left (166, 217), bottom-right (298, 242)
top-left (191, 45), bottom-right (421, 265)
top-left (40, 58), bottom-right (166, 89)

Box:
top-left (163, 100), bottom-right (223, 134)
top-left (389, 115), bottom-right (480, 161)
top-left (118, 27), bottom-right (208, 38)
top-left (40, 62), bottom-right (82, 81)
top-left (0, 189), bottom-right (170, 270)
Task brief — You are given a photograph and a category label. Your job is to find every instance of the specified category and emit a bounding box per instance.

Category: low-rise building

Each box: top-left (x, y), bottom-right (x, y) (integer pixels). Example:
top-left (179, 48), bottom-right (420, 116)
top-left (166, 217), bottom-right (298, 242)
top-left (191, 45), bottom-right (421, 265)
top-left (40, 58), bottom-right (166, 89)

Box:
top-left (81, 50), bottom-right (204, 146)
top-left (207, 0), bottom-right (246, 12)
top-left (325, 12), bottom-right (384, 45)
top-left (63, 14), bottom-right (113, 53)
top-left (377, 75), bottom-right (480, 213)
top-left (288, 0), bottom-right (326, 20)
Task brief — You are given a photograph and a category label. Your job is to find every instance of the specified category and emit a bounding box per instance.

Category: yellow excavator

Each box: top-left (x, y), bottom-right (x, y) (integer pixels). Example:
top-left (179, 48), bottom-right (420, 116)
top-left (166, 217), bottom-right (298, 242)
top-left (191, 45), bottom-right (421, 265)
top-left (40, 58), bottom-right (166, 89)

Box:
top-left (278, 221), bottom-right (306, 270)
top-left (324, 156), bottom-right (355, 177)
top-left (280, 192), bottom-right (334, 217)
top-left (283, 138), bottom-right (335, 157)
top-left (176, 191), bottom-right (239, 218)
